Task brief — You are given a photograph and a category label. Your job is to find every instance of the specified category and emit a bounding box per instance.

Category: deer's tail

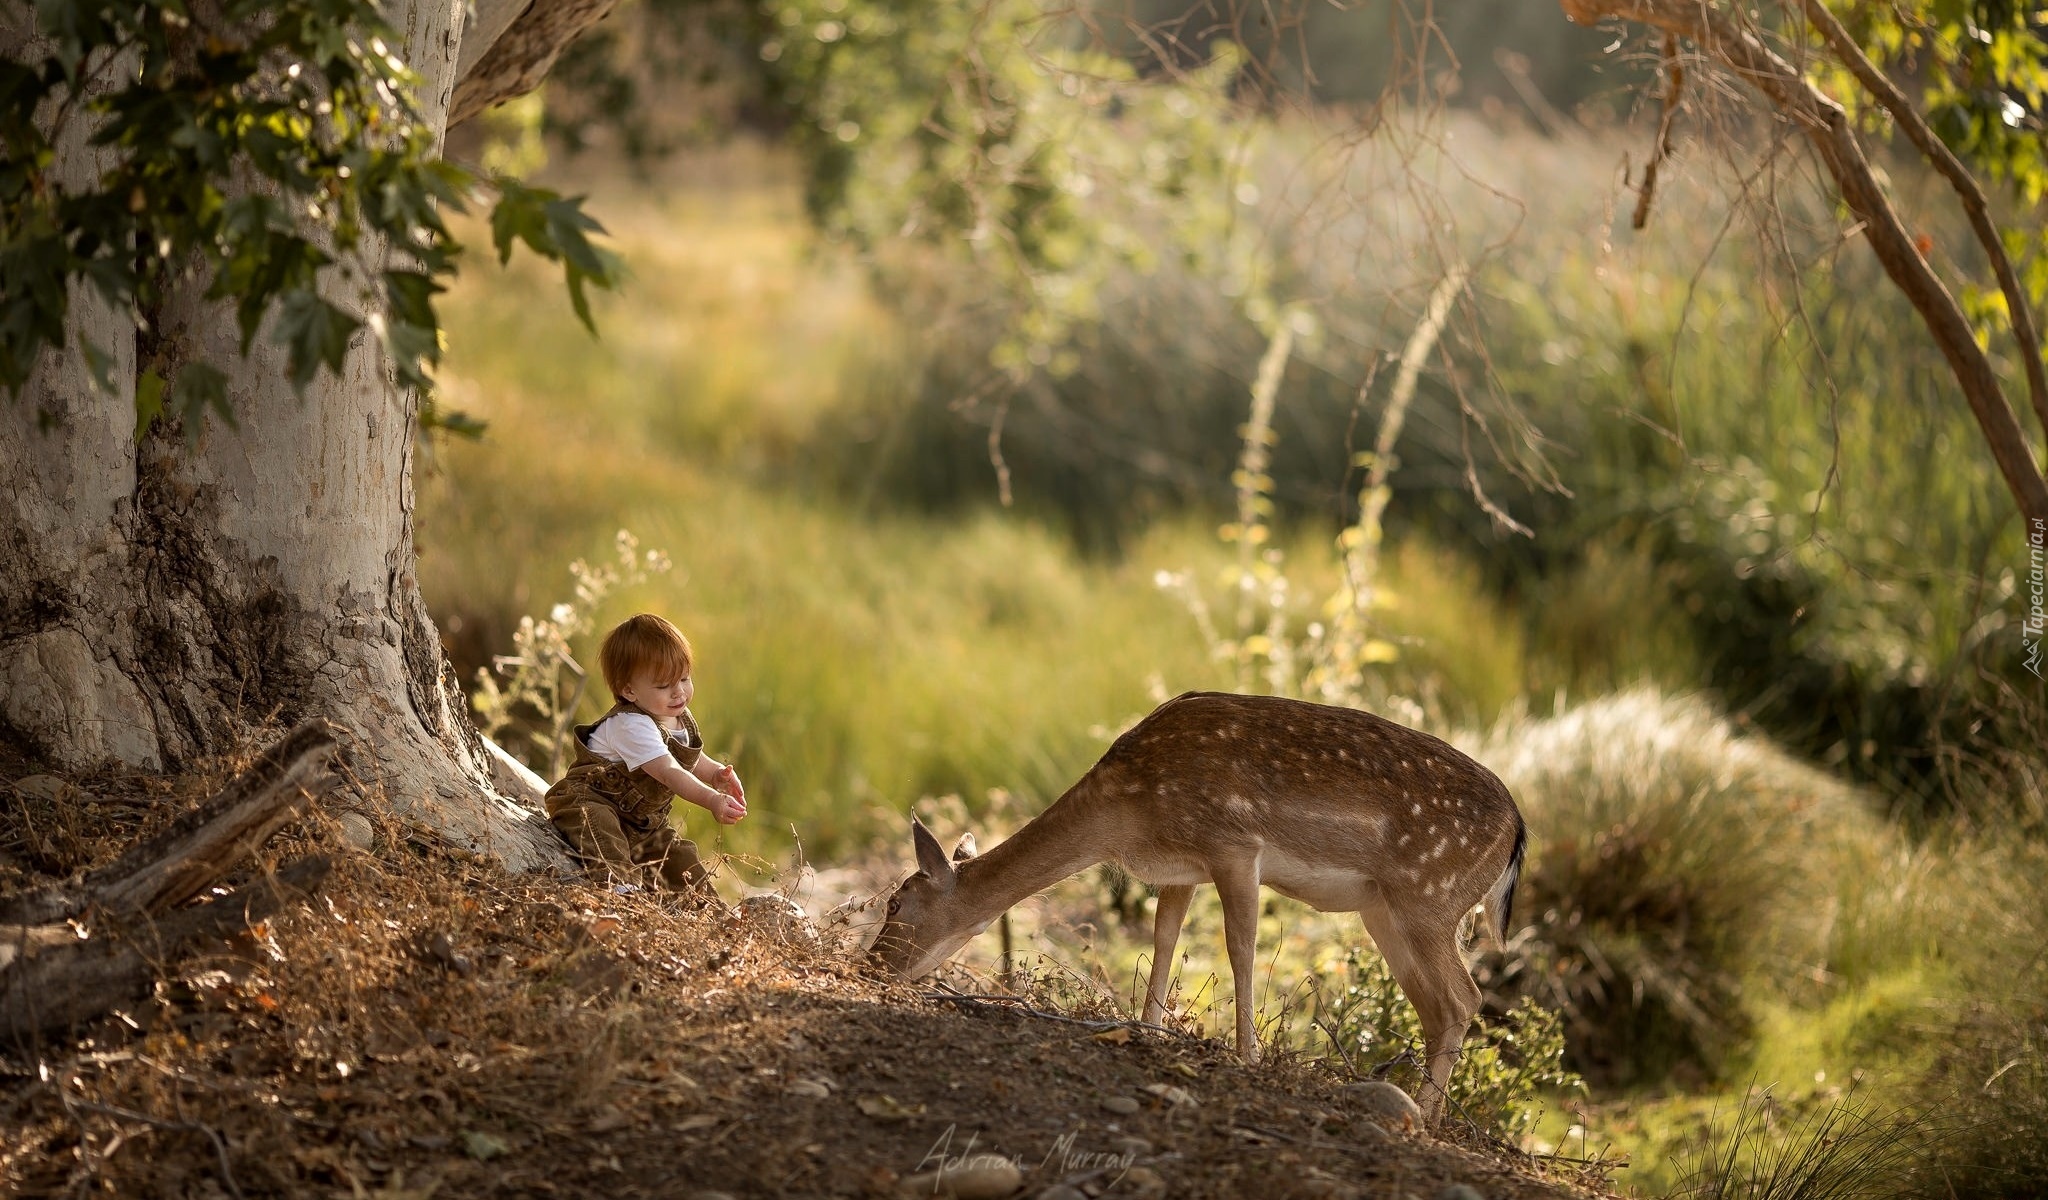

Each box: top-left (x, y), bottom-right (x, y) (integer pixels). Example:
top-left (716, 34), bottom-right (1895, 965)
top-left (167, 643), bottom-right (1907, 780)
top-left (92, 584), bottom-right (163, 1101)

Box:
top-left (1481, 813), bottom-right (1526, 952)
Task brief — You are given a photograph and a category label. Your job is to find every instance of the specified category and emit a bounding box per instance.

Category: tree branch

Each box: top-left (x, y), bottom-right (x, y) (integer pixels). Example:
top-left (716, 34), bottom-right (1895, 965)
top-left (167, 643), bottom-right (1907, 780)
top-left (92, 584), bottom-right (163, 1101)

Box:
top-left (1559, 0), bottom-right (2048, 527)
top-left (450, 0), bottom-right (626, 127)
top-left (1797, 0), bottom-right (2048, 445)
top-left (0, 720), bottom-right (338, 928)
top-left (457, 0), bottom-right (536, 84)
top-left (1, 856), bottom-right (332, 1046)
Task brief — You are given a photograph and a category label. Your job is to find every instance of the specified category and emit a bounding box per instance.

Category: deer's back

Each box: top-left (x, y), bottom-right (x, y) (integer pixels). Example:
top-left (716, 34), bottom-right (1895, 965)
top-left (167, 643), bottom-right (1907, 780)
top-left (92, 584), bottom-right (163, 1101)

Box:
top-left (1082, 691), bottom-right (1519, 876)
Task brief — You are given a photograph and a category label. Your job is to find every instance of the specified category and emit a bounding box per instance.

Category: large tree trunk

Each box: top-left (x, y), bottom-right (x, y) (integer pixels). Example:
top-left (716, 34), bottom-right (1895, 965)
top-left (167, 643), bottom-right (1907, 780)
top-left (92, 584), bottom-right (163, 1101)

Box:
top-left (0, 2), bottom-right (600, 870)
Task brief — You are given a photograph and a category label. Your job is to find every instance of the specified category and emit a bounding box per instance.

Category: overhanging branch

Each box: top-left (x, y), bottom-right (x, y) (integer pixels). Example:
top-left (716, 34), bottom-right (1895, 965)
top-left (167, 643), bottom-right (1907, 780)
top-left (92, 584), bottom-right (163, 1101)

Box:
top-left (1560, 0), bottom-right (2048, 528)
top-left (450, 0), bottom-right (626, 127)
top-left (1797, 0), bottom-right (2048, 447)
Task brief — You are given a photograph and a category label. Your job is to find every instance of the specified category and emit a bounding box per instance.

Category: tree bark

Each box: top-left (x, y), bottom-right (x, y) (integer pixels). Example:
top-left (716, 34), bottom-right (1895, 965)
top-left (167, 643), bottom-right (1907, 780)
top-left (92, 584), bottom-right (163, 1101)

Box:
top-left (1558, 0), bottom-right (2048, 529)
top-left (450, 0), bottom-right (627, 127)
top-left (0, 3), bottom-right (608, 870)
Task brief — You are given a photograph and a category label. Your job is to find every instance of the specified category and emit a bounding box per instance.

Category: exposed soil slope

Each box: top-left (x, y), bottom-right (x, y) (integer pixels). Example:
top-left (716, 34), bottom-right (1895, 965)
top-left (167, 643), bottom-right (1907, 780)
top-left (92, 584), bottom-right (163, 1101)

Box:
top-left (0, 752), bottom-right (1610, 1199)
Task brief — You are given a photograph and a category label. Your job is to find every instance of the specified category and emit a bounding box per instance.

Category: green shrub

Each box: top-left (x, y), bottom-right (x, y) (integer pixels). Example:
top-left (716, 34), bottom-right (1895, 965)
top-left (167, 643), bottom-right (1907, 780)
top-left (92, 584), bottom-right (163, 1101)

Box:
top-left (1467, 689), bottom-right (1885, 1086)
top-left (1294, 947), bottom-right (1582, 1143)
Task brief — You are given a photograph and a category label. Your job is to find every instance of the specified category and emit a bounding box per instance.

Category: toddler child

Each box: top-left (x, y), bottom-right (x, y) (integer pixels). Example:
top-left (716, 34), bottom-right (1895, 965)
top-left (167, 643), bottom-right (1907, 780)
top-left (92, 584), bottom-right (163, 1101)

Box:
top-left (543, 614), bottom-right (746, 899)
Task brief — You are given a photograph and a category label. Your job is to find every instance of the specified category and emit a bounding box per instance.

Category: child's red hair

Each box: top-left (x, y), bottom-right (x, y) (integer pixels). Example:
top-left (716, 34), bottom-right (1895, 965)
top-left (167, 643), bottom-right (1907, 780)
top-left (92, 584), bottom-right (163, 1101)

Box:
top-left (599, 614), bottom-right (693, 700)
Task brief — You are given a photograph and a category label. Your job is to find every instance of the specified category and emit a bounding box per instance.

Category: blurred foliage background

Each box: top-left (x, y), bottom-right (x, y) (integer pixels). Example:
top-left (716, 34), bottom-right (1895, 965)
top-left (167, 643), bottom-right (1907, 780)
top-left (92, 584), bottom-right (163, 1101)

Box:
top-left (422, 0), bottom-right (2046, 1192)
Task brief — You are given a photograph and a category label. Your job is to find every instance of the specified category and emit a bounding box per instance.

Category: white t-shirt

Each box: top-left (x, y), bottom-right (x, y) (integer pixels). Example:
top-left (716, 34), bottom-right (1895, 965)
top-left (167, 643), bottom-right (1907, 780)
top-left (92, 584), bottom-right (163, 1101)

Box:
top-left (586, 712), bottom-right (687, 773)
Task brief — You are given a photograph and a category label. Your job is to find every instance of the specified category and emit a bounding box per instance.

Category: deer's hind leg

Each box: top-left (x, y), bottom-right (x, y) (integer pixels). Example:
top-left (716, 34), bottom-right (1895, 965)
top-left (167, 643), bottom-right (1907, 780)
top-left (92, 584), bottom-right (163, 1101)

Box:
top-left (1214, 861), bottom-right (1264, 1063)
top-left (1357, 894), bottom-right (1481, 1128)
top-left (1143, 884), bottom-right (1194, 1026)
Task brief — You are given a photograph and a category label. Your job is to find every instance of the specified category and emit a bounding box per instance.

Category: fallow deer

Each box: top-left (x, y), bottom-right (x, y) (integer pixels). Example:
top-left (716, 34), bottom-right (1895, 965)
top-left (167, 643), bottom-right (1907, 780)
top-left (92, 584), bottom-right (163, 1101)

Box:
top-left (869, 690), bottom-right (1527, 1127)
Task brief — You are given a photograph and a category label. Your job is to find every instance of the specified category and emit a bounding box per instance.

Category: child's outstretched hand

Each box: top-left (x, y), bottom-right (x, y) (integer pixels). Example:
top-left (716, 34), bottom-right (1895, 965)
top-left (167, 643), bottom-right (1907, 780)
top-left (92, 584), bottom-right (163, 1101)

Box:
top-left (706, 788), bottom-right (746, 825)
top-left (714, 763), bottom-right (747, 804)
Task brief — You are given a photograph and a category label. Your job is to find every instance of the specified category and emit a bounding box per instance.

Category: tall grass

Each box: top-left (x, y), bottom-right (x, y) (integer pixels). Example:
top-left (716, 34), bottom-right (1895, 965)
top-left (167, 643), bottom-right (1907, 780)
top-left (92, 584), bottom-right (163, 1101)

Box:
top-left (799, 107), bottom-right (2031, 809)
top-left (423, 169), bottom-right (1241, 859)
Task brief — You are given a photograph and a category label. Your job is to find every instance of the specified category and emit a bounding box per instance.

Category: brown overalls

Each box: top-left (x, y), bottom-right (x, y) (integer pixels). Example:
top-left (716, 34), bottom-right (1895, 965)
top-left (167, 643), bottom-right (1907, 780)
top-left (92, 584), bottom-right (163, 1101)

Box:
top-left (543, 701), bottom-right (714, 896)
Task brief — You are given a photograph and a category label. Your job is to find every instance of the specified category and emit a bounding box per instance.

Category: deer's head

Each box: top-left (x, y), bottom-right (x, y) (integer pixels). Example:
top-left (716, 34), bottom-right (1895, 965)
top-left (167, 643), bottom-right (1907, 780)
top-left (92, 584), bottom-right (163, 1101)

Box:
top-left (869, 817), bottom-right (980, 978)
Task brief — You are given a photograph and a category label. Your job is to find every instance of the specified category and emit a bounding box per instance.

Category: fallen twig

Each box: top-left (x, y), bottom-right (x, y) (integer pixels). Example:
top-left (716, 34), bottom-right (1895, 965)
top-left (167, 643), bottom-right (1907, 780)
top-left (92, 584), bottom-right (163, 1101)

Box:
top-left (921, 985), bottom-right (1186, 1040)
top-left (58, 1087), bottom-right (245, 1200)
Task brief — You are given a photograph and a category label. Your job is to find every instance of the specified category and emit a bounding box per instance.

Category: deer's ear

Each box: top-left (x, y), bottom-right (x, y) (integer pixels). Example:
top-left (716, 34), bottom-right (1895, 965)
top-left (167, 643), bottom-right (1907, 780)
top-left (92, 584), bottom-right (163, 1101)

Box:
top-left (911, 817), bottom-right (956, 884)
top-left (952, 832), bottom-right (978, 862)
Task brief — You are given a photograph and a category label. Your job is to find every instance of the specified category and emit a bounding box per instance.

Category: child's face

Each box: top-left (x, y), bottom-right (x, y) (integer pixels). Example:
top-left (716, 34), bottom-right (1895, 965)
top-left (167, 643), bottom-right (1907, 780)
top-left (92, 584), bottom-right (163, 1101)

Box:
top-left (620, 666), bottom-right (693, 720)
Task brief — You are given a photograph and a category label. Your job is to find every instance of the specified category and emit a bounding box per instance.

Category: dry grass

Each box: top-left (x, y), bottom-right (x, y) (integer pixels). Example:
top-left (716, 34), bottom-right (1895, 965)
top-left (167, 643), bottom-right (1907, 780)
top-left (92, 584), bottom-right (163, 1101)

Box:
top-left (0, 740), bottom-right (1616, 1200)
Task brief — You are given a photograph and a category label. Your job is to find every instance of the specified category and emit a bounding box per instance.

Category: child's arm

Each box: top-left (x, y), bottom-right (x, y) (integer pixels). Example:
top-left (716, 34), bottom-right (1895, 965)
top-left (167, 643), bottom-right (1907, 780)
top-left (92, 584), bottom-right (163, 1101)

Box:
top-left (690, 752), bottom-right (745, 803)
top-left (638, 755), bottom-right (746, 825)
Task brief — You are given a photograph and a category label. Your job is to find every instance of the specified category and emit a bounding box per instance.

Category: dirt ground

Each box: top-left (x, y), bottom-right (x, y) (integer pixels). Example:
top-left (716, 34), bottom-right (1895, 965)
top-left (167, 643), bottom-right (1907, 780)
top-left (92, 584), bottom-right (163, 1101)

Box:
top-left (0, 750), bottom-right (1616, 1200)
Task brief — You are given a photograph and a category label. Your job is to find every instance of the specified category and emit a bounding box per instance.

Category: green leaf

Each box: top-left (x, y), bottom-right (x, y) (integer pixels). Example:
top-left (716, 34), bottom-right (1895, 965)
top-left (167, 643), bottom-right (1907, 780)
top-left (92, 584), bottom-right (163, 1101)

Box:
top-left (169, 361), bottom-right (231, 446)
top-left (79, 337), bottom-right (117, 395)
top-left (274, 290), bottom-right (361, 394)
top-left (419, 395), bottom-right (488, 439)
top-left (134, 368), bottom-right (165, 440)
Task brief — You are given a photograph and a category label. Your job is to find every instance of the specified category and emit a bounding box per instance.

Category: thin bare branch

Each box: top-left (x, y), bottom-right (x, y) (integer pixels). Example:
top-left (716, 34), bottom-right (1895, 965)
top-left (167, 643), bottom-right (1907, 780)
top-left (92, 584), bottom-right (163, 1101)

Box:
top-left (1797, 0), bottom-right (2048, 444)
top-left (1559, 0), bottom-right (2048, 526)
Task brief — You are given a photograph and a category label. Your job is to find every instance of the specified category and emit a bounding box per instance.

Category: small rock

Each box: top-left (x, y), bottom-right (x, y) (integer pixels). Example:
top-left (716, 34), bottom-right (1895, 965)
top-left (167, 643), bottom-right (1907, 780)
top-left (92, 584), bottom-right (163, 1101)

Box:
top-left (857, 1094), bottom-right (926, 1120)
top-left (1341, 1081), bottom-right (1421, 1130)
top-left (1101, 1095), bottom-right (1141, 1115)
top-left (736, 893), bottom-right (819, 945)
top-left (460, 1130), bottom-right (509, 1161)
top-left (560, 948), bottom-right (632, 1000)
top-left (335, 810), bottom-right (376, 852)
top-left (1121, 1166), bottom-right (1168, 1200)
top-left (409, 1134), bottom-right (451, 1151)
top-left (1108, 1135), bottom-right (1152, 1157)
top-left (586, 1105), bottom-right (630, 1133)
top-left (1141, 1082), bottom-right (1198, 1108)
top-left (1034, 1188), bottom-right (1088, 1200)
top-left (1438, 1187), bottom-right (1485, 1200)
top-left (1299, 1169), bottom-right (1361, 1199)
top-left (786, 1079), bottom-right (832, 1099)
top-left (415, 930), bottom-right (474, 977)
top-left (13, 775), bottom-right (95, 805)
top-left (898, 1160), bottom-right (1023, 1199)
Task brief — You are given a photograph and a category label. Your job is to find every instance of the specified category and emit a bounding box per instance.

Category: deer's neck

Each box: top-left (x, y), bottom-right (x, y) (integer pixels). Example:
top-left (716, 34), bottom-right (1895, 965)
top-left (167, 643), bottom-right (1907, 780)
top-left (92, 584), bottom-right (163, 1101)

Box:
top-left (953, 787), bottom-right (1113, 924)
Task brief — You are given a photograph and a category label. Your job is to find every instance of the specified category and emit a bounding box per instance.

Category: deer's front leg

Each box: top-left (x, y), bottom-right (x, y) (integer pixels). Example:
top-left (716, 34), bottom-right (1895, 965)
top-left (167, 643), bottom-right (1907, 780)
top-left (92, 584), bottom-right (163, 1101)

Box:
top-left (1213, 862), bottom-right (1263, 1063)
top-left (1143, 884), bottom-right (1194, 1025)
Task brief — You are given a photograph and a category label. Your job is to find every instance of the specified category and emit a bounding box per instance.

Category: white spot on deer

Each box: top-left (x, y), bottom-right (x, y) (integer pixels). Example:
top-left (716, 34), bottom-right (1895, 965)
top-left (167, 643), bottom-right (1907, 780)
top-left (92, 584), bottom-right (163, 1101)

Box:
top-left (1432, 838), bottom-right (1448, 858)
top-left (1410, 803), bottom-right (1422, 815)
top-left (1397, 834), bottom-right (1412, 848)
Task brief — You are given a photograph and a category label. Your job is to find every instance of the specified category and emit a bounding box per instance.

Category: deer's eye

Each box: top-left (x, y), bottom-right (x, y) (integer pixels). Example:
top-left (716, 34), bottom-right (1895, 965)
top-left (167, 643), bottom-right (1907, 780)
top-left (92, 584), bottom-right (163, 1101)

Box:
top-left (886, 897), bottom-right (900, 915)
